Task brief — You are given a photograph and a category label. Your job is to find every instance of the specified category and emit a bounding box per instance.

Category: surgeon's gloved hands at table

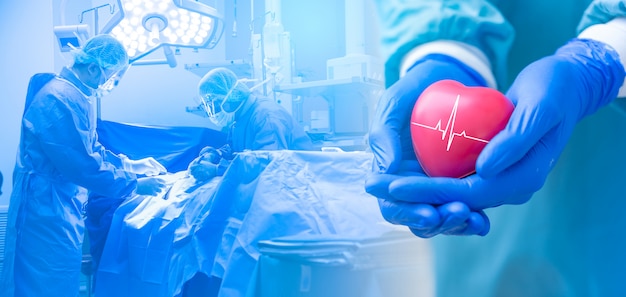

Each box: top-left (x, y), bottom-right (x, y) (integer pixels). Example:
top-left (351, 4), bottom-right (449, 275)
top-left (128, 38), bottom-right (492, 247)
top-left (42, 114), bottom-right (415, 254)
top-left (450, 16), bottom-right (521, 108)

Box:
top-left (197, 146), bottom-right (224, 164)
top-left (189, 160), bottom-right (218, 182)
top-left (121, 156), bottom-right (167, 176)
top-left (188, 146), bottom-right (230, 182)
top-left (365, 54), bottom-right (492, 238)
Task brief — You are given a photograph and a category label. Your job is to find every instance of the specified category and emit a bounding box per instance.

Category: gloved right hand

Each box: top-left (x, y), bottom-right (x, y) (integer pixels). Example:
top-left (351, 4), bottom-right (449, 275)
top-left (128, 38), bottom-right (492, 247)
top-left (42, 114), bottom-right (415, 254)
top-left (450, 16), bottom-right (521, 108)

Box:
top-left (135, 176), bottom-right (167, 196)
top-left (365, 54), bottom-right (491, 237)
top-left (122, 156), bottom-right (167, 176)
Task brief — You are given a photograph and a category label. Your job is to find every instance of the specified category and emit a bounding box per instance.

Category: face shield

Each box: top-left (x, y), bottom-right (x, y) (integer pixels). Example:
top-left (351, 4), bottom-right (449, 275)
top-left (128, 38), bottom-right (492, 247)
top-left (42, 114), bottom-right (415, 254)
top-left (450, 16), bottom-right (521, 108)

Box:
top-left (96, 64), bottom-right (129, 97)
top-left (201, 81), bottom-right (246, 128)
top-left (201, 94), bottom-right (224, 118)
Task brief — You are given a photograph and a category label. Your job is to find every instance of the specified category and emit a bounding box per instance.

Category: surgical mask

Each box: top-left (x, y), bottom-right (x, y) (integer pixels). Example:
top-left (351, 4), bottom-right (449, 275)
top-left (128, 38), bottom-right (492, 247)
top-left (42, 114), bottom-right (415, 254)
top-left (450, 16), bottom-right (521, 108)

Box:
top-left (209, 111), bottom-right (236, 128)
top-left (204, 82), bottom-right (245, 114)
top-left (221, 81), bottom-right (245, 113)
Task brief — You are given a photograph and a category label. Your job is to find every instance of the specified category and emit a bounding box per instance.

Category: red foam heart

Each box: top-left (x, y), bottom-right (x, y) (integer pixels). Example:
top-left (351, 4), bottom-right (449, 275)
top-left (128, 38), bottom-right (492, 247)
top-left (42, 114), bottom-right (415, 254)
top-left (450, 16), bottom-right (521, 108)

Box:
top-left (410, 80), bottom-right (514, 178)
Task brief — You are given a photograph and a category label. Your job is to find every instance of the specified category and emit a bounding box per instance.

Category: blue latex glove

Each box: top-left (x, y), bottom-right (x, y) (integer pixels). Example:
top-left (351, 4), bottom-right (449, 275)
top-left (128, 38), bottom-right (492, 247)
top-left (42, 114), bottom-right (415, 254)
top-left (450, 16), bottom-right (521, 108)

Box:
top-left (135, 176), bottom-right (167, 196)
top-left (381, 39), bottom-right (625, 211)
top-left (121, 156), bottom-right (167, 176)
top-left (365, 54), bottom-right (492, 237)
top-left (189, 160), bottom-right (218, 181)
top-left (188, 145), bottom-right (232, 182)
top-left (198, 146), bottom-right (224, 163)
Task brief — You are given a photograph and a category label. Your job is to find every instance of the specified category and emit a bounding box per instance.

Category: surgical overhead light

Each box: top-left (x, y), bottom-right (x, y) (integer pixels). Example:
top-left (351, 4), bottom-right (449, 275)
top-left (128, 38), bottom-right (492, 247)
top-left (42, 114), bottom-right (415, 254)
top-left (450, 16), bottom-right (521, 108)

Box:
top-left (101, 0), bottom-right (224, 62)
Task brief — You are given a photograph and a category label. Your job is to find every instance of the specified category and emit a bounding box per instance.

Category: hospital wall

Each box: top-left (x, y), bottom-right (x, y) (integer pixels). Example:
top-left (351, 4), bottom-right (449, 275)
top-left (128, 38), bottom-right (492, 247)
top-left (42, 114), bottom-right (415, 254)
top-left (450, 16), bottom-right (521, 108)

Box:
top-left (0, 1), bottom-right (54, 206)
top-left (0, 0), bottom-right (379, 206)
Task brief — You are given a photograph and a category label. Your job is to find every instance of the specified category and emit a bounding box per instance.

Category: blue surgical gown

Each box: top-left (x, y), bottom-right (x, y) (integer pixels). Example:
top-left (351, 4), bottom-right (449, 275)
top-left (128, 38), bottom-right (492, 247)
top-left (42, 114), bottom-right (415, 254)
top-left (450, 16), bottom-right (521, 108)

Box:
top-left (0, 67), bottom-right (137, 297)
top-left (373, 0), bottom-right (626, 296)
top-left (228, 95), bottom-right (314, 152)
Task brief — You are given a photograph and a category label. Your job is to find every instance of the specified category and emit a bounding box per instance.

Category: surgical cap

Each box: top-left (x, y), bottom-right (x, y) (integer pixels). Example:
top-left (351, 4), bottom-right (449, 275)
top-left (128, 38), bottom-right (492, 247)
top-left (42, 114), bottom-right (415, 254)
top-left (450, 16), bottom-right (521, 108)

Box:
top-left (198, 68), bottom-right (251, 103)
top-left (71, 34), bottom-right (129, 72)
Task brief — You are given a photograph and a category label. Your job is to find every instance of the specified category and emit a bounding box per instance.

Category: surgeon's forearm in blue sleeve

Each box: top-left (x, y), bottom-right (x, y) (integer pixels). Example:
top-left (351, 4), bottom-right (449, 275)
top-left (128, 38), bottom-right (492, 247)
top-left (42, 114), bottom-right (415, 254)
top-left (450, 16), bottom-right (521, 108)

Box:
top-left (35, 102), bottom-right (136, 198)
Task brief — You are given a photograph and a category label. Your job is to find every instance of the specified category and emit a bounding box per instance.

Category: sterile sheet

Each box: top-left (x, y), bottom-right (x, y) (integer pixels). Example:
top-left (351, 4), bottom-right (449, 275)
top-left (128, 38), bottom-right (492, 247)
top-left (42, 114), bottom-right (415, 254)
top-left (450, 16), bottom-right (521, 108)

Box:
top-left (94, 150), bottom-right (399, 297)
top-left (97, 120), bottom-right (227, 172)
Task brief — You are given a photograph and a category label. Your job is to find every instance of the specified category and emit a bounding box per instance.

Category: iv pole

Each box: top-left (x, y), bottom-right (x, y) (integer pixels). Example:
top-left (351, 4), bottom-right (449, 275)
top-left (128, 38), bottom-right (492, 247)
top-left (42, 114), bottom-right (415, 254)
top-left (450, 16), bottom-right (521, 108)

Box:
top-left (79, 4), bottom-right (115, 120)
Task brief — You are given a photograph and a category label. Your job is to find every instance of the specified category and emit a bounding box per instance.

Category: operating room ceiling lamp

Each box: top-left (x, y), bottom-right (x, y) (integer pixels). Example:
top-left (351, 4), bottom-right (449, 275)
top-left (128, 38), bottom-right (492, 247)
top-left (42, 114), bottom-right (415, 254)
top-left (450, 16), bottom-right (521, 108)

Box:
top-left (101, 0), bottom-right (224, 63)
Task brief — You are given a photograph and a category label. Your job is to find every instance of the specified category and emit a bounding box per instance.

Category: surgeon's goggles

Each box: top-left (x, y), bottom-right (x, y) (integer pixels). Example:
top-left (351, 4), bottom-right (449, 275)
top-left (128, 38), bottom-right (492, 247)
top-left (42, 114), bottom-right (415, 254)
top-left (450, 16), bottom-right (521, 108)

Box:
top-left (100, 64), bottom-right (129, 91)
top-left (201, 95), bottom-right (226, 117)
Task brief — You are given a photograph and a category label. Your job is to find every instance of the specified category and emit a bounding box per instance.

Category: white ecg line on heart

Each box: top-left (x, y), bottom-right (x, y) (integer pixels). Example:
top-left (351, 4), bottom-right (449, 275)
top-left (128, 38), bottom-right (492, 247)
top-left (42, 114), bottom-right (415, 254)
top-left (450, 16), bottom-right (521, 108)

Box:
top-left (411, 94), bottom-right (489, 151)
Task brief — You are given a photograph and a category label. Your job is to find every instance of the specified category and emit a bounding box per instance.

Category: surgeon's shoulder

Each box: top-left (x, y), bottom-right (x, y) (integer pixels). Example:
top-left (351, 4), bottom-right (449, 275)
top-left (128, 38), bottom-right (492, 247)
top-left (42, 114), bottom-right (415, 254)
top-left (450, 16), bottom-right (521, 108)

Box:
top-left (259, 98), bottom-right (293, 120)
top-left (46, 78), bottom-right (88, 102)
top-left (33, 78), bottom-right (90, 115)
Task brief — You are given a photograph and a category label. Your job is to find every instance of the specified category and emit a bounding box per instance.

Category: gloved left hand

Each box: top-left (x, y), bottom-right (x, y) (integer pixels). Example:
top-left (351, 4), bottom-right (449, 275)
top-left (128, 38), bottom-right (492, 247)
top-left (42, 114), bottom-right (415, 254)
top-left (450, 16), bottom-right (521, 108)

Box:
top-left (197, 146), bottom-right (223, 163)
top-left (122, 156), bottom-right (167, 176)
top-left (381, 38), bottom-right (625, 210)
top-left (368, 160), bottom-right (490, 238)
top-left (135, 176), bottom-right (167, 196)
top-left (189, 160), bottom-right (218, 182)
top-left (188, 146), bottom-right (223, 182)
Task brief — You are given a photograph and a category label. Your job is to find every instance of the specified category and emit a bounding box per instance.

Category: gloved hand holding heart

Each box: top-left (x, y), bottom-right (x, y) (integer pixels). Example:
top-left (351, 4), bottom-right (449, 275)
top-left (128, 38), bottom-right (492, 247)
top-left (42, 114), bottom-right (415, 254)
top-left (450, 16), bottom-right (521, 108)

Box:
top-left (410, 80), bottom-right (514, 178)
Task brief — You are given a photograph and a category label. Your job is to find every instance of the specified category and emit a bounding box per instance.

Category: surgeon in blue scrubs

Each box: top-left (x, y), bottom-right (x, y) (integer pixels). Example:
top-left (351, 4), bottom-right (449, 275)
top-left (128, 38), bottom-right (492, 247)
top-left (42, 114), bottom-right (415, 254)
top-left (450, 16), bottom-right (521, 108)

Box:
top-left (180, 67), bottom-right (314, 296)
top-left (0, 34), bottom-right (167, 297)
top-left (365, 0), bottom-right (626, 296)
top-left (188, 67), bottom-right (314, 182)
